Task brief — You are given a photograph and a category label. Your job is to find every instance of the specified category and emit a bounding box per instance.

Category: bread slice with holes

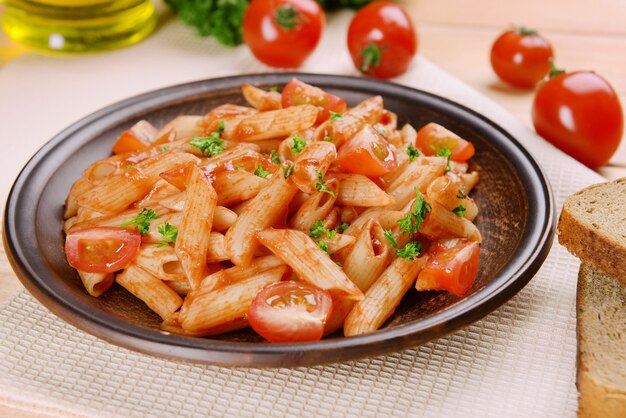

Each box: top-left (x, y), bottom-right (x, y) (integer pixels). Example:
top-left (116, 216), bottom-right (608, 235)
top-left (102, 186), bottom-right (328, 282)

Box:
top-left (558, 178), bottom-right (626, 418)
top-left (558, 177), bottom-right (626, 286)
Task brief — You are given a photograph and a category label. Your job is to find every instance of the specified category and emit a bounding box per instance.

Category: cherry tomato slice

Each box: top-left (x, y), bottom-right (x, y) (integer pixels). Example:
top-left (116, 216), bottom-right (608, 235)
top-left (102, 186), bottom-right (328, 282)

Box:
top-left (490, 28), bottom-right (554, 88)
top-left (242, 0), bottom-right (325, 68)
top-left (248, 281), bottom-right (333, 343)
top-left (416, 123), bottom-right (475, 162)
top-left (281, 78), bottom-right (346, 123)
top-left (335, 125), bottom-right (398, 177)
top-left (65, 227), bottom-right (141, 274)
top-left (416, 239), bottom-right (480, 297)
top-left (532, 71), bottom-right (623, 168)
top-left (347, 1), bottom-right (417, 79)
top-left (112, 120), bottom-right (157, 155)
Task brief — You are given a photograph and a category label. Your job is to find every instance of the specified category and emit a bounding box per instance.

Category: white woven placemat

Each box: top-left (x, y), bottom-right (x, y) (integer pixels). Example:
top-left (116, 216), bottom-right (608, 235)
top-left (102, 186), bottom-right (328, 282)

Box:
top-left (0, 9), bottom-right (602, 418)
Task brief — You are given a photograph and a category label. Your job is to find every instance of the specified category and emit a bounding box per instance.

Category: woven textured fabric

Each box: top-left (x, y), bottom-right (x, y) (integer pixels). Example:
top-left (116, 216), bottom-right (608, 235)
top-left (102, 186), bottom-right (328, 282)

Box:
top-left (0, 9), bottom-right (601, 418)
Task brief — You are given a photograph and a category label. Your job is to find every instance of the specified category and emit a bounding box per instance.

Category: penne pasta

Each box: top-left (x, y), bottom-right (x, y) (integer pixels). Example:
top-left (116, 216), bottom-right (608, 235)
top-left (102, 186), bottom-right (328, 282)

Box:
top-left (333, 173), bottom-right (394, 207)
top-left (421, 200), bottom-right (482, 242)
top-left (288, 184), bottom-right (337, 231)
top-left (230, 105), bottom-right (318, 141)
top-left (242, 83), bottom-right (282, 111)
top-left (200, 254), bottom-right (285, 291)
top-left (291, 141), bottom-right (337, 194)
top-left (77, 270), bottom-right (114, 298)
top-left (256, 228), bottom-right (363, 300)
top-left (213, 170), bottom-right (268, 206)
top-left (155, 115), bottom-right (204, 140)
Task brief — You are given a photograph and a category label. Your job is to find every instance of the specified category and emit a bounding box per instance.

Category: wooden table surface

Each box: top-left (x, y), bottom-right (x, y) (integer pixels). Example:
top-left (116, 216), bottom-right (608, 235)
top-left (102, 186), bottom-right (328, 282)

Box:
top-left (0, 0), bottom-right (624, 415)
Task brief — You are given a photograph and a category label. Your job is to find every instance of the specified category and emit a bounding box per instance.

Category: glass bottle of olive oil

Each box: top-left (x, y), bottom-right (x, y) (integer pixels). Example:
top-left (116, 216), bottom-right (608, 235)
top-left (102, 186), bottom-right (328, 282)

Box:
top-left (1, 0), bottom-right (156, 52)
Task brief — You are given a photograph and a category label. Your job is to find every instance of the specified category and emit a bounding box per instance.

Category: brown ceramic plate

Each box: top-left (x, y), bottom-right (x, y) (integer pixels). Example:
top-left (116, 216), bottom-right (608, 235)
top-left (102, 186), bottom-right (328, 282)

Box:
top-left (3, 74), bottom-right (554, 367)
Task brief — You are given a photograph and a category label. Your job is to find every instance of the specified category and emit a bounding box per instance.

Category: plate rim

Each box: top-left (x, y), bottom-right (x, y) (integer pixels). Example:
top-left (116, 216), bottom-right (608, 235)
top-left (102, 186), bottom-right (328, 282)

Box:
top-left (3, 73), bottom-right (555, 367)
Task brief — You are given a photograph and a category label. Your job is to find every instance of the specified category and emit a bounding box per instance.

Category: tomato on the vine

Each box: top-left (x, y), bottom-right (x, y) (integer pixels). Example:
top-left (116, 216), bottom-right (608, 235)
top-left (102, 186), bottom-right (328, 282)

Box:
top-left (65, 227), bottom-right (141, 274)
top-left (347, 1), bottom-right (417, 79)
top-left (490, 27), bottom-right (554, 88)
top-left (248, 281), bottom-right (333, 343)
top-left (242, 0), bottom-right (325, 68)
top-left (532, 69), bottom-right (623, 167)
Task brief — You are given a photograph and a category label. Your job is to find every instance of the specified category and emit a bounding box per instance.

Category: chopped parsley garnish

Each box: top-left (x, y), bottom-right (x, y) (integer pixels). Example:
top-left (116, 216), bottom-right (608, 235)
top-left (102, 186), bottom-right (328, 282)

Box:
top-left (189, 120), bottom-right (225, 156)
top-left (329, 111), bottom-right (342, 120)
top-left (396, 241), bottom-right (422, 261)
top-left (406, 146), bottom-right (420, 161)
top-left (437, 147), bottom-right (452, 173)
top-left (254, 164), bottom-right (270, 178)
top-left (158, 145), bottom-right (169, 153)
top-left (124, 165), bottom-right (133, 170)
top-left (316, 240), bottom-right (329, 253)
top-left (235, 165), bottom-right (246, 171)
top-left (339, 222), bottom-right (349, 233)
top-left (397, 189), bottom-right (431, 237)
top-left (291, 136), bottom-right (306, 153)
top-left (157, 222), bottom-right (178, 247)
top-left (453, 204), bottom-right (466, 217)
top-left (323, 136), bottom-right (333, 142)
top-left (315, 169), bottom-right (336, 197)
top-left (270, 150), bottom-right (281, 164)
top-left (309, 220), bottom-right (337, 239)
top-left (120, 208), bottom-right (160, 236)
top-left (282, 164), bottom-right (294, 179)
top-left (383, 230), bottom-right (398, 248)
top-left (269, 86), bottom-right (279, 92)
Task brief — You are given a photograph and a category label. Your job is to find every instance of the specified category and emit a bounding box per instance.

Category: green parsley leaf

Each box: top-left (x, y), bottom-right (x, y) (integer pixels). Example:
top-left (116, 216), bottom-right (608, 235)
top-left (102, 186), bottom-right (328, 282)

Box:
top-left (329, 111), bottom-right (342, 120)
top-left (283, 164), bottom-right (294, 179)
top-left (291, 136), bottom-right (306, 153)
top-left (396, 241), bottom-right (422, 261)
top-left (254, 164), bottom-right (270, 179)
top-left (270, 150), bottom-right (281, 164)
top-left (158, 145), bottom-right (169, 153)
top-left (383, 230), bottom-right (398, 248)
top-left (452, 204), bottom-right (466, 217)
top-left (406, 146), bottom-right (420, 161)
top-left (235, 165), bottom-right (246, 171)
top-left (189, 122), bottom-right (225, 156)
top-left (120, 208), bottom-right (160, 236)
top-left (269, 86), bottom-right (279, 92)
top-left (316, 240), bottom-right (329, 253)
top-left (315, 169), bottom-right (336, 197)
top-left (335, 261), bottom-right (343, 267)
top-left (411, 189), bottom-right (431, 233)
top-left (124, 165), bottom-right (133, 170)
top-left (157, 222), bottom-right (178, 247)
top-left (397, 214), bottom-right (414, 236)
top-left (323, 136), bottom-right (333, 142)
top-left (339, 222), bottom-right (349, 233)
top-left (309, 220), bottom-right (327, 238)
top-left (437, 148), bottom-right (452, 173)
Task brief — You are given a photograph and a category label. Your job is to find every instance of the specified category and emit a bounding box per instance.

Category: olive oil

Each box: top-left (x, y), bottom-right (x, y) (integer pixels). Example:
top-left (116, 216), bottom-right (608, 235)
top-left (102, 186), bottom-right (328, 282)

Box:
top-left (1, 0), bottom-right (156, 52)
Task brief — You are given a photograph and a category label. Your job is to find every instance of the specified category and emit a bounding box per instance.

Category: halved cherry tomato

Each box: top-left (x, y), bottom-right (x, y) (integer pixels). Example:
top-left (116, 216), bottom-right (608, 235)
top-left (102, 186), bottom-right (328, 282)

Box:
top-left (281, 78), bottom-right (346, 123)
top-left (416, 123), bottom-right (475, 162)
top-left (416, 239), bottom-right (480, 297)
top-left (242, 0), bottom-right (325, 68)
top-left (112, 120), bottom-right (157, 155)
top-left (65, 227), bottom-right (141, 274)
top-left (490, 27), bottom-right (554, 88)
top-left (248, 281), bottom-right (333, 343)
top-left (347, 1), bottom-right (417, 79)
top-left (336, 125), bottom-right (398, 177)
top-left (532, 70), bottom-right (623, 168)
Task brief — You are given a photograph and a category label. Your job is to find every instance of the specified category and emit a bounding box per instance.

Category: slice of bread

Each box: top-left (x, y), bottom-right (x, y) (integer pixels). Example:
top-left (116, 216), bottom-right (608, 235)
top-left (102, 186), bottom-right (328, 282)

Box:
top-left (558, 178), bottom-right (626, 286)
top-left (558, 178), bottom-right (626, 417)
top-left (577, 263), bottom-right (626, 418)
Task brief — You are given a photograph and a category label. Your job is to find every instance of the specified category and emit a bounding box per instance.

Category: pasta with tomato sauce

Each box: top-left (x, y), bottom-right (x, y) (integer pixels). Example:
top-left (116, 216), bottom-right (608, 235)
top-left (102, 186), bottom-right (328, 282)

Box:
top-left (63, 78), bottom-right (481, 342)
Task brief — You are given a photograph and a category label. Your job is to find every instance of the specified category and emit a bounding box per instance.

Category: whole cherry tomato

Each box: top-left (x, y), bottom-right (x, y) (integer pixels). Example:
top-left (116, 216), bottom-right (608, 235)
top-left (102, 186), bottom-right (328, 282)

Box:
top-left (65, 227), bottom-right (141, 274)
top-left (490, 27), bottom-right (554, 88)
top-left (242, 0), bottom-right (325, 68)
top-left (347, 1), bottom-right (417, 79)
top-left (532, 69), bottom-right (623, 167)
top-left (248, 281), bottom-right (333, 343)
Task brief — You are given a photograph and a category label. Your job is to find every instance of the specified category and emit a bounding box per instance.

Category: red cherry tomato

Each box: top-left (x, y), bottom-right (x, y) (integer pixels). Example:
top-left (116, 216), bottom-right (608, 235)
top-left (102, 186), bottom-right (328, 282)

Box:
top-left (532, 71), bottom-right (624, 168)
top-left (242, 0), bottom-right (325, 68)
top-left (65, 227), bottom-right (141, 274)
top-left (281, 78), bottom-right (347, 122)
top-left (347, 1), bottom-right (417, 79)
top-left (336, 125), bottom-right (398, 176)
top-left (416, 239), bottom-right (480, 297)
top-left (416, 123), bottom-right (475, 162)
top-left (248, 281), bottom-right (333, 343)
top-left (490, 28), bottom-right (554, 88)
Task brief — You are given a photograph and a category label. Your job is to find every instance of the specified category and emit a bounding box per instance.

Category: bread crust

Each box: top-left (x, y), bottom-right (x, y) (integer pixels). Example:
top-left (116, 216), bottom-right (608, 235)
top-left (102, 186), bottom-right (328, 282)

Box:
top-left (558, 179), bottom-right (626, 286)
